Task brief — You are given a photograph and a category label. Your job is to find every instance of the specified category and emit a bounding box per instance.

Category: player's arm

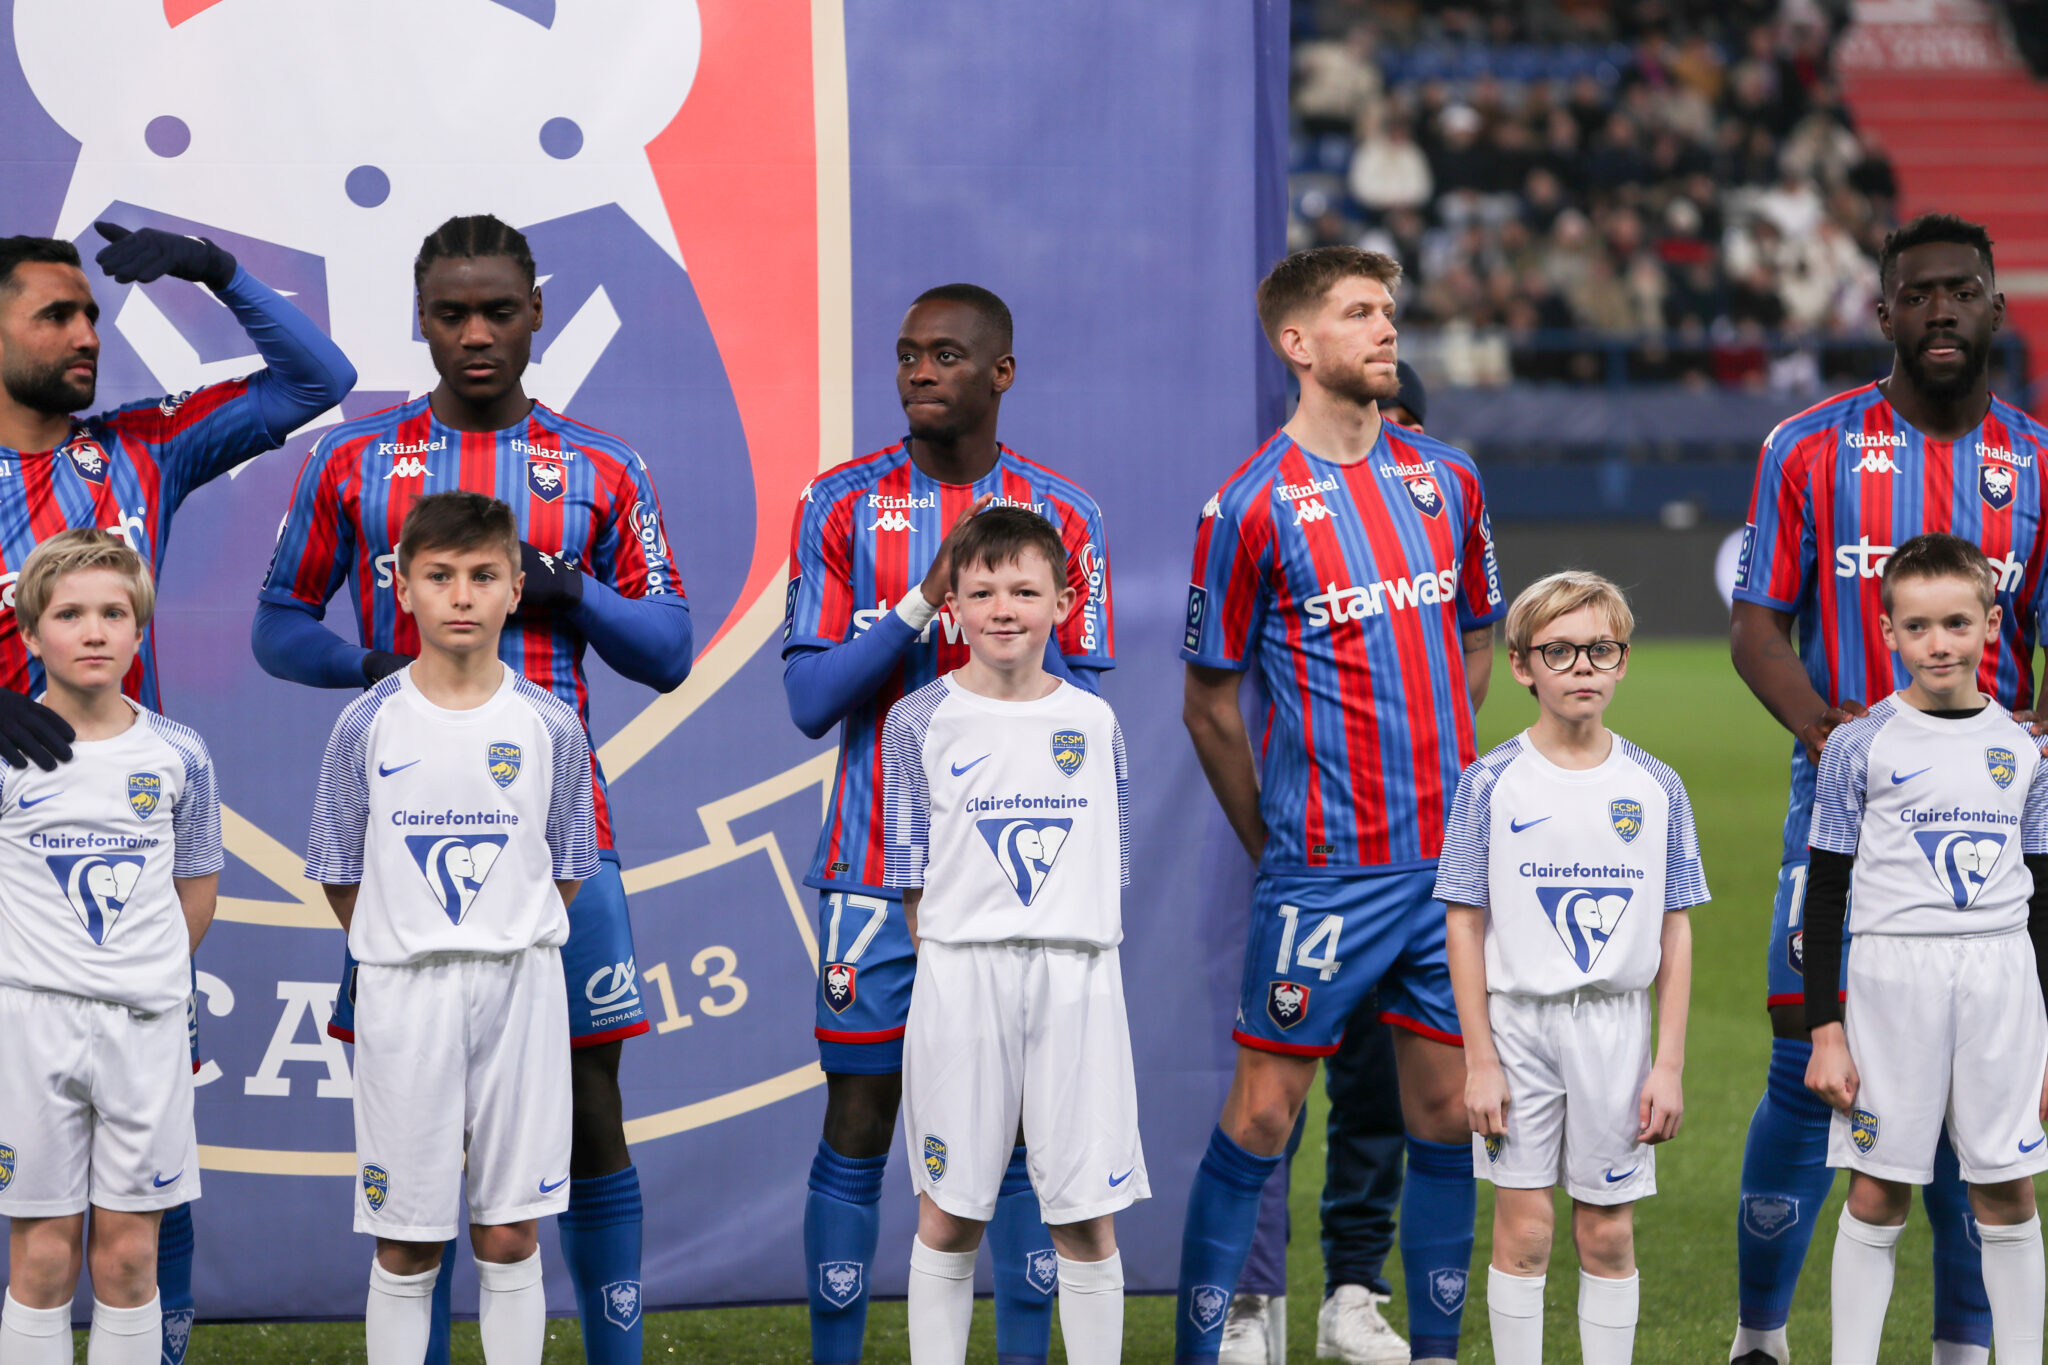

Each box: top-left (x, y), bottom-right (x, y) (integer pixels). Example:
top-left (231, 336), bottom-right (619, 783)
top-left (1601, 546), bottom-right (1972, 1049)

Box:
top-left (254, 445), bottom-right (405, 687)
top-left (556, 880), bottom-right (583, 909)
top-left (1802, 730), bottom-right (1864, 1109)
top-left (321, 883), bottom-right (358, 933)
top-left (1452, 464), bottom-right (1506, 717)
top-left (566, 465), bottom-right (694, 693)
top-left (1444, 904), bottom-right (1505, 1136)
top-left (1730, 602), bottom-right (1865, 762)
top-left (1047, 497), bottom-right (1114, 695)
top-left (170, 738), bottom-right (225, 954)
top-left (175, 873), bottom-right (218, 955)
top-left (1640, 909), bottom-right (1690, 1143)
top-left (902, 888), bottom-right (921, 950)
top-left (1183, 663), bottom-right (1265, 863)
top-left (0, 686), bottom-right (75, 771)
top-left (1462, 625), bottom-right (1494, 711)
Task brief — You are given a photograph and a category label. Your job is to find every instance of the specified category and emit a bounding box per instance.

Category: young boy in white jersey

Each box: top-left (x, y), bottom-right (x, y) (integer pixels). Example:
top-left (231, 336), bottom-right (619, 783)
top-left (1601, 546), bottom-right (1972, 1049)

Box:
top-left (1436, 570), bottom-right (1706, 1365)
top-left (304, 491), bottom-right (598, 1365)
top-left (1803, 532), bottom-right (2048, 1365)
top-left (879, 505), bottom-right (1141, 1365)
top-left (0, 530), bottom-right (221, 1365)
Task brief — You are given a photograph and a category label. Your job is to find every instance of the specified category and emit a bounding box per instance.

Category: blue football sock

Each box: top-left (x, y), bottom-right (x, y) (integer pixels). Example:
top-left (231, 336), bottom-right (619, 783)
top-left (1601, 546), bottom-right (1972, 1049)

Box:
top-left (157, 1202), bottom-right (195, 1365)
top-left (426, 1242), bottom-right (454, 1365)
top-left (1736, 1038), bottom-right (1837, 1330)
top-left (805, 1139), bottom-right (888, 1365)
top-left (989, 1146), bottom-right (1055, 1365)
top-left (559, 1167), bottom-right (645, 1365)
top-left (1399, 1136), bottom-right (1475, 1361)
top-left (1175, 1126), bottom-right (1283, 1364)
top-left (1926, 1129), bottom-right (1993, 1348)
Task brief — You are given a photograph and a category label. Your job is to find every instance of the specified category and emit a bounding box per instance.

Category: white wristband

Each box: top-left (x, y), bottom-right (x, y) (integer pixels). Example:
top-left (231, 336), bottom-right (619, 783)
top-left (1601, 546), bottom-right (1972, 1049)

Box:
top-left (895, 592), bottom-right (939, 631)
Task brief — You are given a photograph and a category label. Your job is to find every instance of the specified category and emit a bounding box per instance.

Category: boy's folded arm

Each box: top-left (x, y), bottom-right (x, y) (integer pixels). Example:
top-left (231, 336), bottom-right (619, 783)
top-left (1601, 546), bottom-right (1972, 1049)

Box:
top-left (1800, 847), bottom-right (1854, 1030)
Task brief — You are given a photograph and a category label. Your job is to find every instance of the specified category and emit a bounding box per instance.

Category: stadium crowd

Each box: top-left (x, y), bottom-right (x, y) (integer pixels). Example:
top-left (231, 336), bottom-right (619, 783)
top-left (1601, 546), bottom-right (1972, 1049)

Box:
top-left (1290, 1), bottom-right (1903, 386)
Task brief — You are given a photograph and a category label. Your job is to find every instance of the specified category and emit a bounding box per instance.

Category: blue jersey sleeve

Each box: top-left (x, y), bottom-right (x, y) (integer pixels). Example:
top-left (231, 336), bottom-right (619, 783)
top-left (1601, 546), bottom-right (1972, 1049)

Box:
top-left (1733, 422), bottom-right (1816, 614)
top-left (1452, 463), bottom-right (1507, 631)
top-left (1051, 492), bottom-right (1115, 671)
top-left (572, 443), bottom-right (691, 691)
top-left (1182, 485), bottom-right (1273, 671)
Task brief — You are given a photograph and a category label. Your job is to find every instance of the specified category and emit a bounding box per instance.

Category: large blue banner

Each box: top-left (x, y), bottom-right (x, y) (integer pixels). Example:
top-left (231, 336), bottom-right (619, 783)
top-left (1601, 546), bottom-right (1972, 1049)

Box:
top-left (0, 0), bottom-right (1286, 1316)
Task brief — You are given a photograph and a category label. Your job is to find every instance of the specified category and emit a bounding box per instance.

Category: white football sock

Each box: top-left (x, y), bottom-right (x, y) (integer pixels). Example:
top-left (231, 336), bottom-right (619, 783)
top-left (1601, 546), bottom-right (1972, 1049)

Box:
top-left (906, 1236), bottom-right (977, 1365)
top-left (1978, 1215), bottom-right (2045, 1365)
top-left (476, 1251), bottom-right (546, 1365)
top-left (1, 1292), bottom-right (73, 1365)
top-left (86, 1295), bottom-right (159, 1365)
top-left (1579, 1270), bottom-right (1639, 1365)
top-left (1931, 1339), bottom-right (1990, 1365)
top-left (1729, 1322), bottom-right (1790, 1364)
top-left (365, 1259), bottom-right (438, 1365)
top-left (1832, 1211), bottom-right (1904, 1365)
top-left (1486, 1265), bottom-right (1545, 1365)
top-left (1056, 1251), bottom-right (1124, 1365)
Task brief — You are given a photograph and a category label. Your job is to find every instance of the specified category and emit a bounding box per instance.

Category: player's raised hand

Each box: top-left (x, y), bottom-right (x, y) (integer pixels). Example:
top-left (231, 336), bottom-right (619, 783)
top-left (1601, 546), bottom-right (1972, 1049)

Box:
top-left (93, 221), bottom-right (238, 291)
top-left (1637, 1064), bottom-right (1684, 1144)
top-left (1804, 1022), bottom-right (1860, 1113)
top-left (1798, 698), bottom-right (1869, 764)
top-left (1464, 1056), bottom-right (1510, 1138)
top-left (914, 493), bottom-right (996, 611)
top-left (0, 686), bottom-right (75, 770)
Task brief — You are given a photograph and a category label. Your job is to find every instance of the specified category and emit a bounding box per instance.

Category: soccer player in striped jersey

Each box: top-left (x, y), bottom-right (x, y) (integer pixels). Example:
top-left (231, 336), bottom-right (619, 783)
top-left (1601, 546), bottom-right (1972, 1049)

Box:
top-left (1174, 246), bottom-right (1504, 1365)
top-left (251, 216), bottom-right (690, 1365)
top-left (1729, 213), bottom-right (2048, 1365)
top-left (0, 223), bottom-right (355, 1365)
top-left (782, 284), bottom-right (1113, 1365)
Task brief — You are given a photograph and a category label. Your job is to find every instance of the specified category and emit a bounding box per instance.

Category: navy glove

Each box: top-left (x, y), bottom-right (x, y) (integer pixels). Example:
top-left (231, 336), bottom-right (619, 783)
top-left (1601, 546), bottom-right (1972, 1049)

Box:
top-left (362, 650), bottom-right (410, 686)
top-left (518, 541), bottom-right (585, 614)
top-left (0, 686), bottom-right (74, 771)
top-left (93, 221), bottom-right (237, 292)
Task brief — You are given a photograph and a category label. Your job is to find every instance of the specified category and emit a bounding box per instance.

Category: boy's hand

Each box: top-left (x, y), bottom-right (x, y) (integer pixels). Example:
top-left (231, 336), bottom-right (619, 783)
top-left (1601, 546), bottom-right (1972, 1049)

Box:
top-left (1465, 1056), bottom-right (1510, 1138)
top-left (915, 494), bottom-right (996, 610)
top-left (1805, 1022), bottom-right (1860, 1112)
top-left (1638, 1063), bottom-right (1684, 1143)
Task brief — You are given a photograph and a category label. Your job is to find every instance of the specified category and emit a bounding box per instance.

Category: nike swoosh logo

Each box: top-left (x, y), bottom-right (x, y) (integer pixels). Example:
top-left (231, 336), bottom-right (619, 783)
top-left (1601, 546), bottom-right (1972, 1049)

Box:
top-left (950, 755), bottom-right (990, 777)
top-left (1509, 816), bottom-right (1551, 833)
top-left (539, 1176), bottom-right (569, 1194)
top-left (2021, 1137), bottom-right (2044, 1154)
top-left (1603, 1166), bottom-right (1638, 1183)
top-left (17, 792), bottom-right (54, 808)
top-left (1108, 1169), bottom-right (1133, 1187)
top-left (153, 1171), bottom-right (183, 1188)
top-left (378, 760), bottom-right (420, 777)
top-left (1891, 767), bottom-right (1931, 785)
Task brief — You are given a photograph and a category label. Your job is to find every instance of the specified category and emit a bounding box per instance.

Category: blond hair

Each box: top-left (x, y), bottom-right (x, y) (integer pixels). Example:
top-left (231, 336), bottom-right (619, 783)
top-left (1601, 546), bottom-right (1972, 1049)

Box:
top-left (1504, 570), bottom-right (1633, 658)
top-left (15, 529), bottom-right (155, 636)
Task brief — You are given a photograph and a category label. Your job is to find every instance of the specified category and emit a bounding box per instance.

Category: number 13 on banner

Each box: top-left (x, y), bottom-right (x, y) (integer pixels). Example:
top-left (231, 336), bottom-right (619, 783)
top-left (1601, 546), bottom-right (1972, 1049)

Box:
top-left (643, 948), bottom-right (749, 1034)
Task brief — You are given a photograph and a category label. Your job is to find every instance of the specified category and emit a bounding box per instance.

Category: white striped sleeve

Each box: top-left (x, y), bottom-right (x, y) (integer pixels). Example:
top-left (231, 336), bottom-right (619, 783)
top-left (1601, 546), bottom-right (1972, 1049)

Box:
top-left (1434, 742), bottom-right (1515, 908)
top-left (1808, 707), bottom-right (1885, 855)
top-left (303, 684), bottom-right (393, 884)
top-left (152, 716), bottom-right (224, 878)
top-left (519, 681), bottom-right (600, 882)
top-left (1113, 718), bottom-right (1131, 888)
top-left (881, 684), bottom-right (946, 889)
top-left (1621, 741), bottom-right (1710, 910)
top-left (2025, 740), bottom-right (2048, 856)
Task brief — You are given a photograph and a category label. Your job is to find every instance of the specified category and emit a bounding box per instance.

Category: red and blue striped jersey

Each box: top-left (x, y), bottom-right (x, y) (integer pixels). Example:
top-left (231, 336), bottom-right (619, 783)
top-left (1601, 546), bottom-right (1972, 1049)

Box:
top-left (0, 381), bottom-right (267, 710)
top-left (1735, 383), bottom-right (2048, 861)
top-left (784, 441), bottom-right (1113, 895)
top-left (258, 396), bottom-right (683, 847)
top-left (1183, 427), bottom-right (1504, 872)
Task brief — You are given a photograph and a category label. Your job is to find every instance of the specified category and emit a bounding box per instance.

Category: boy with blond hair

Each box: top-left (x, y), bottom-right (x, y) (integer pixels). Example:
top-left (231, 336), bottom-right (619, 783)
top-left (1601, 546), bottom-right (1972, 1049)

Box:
top-left (1437, 570), bottom-right (1706, 1365)
top-left (0, 529), bottom-right (221, 1365)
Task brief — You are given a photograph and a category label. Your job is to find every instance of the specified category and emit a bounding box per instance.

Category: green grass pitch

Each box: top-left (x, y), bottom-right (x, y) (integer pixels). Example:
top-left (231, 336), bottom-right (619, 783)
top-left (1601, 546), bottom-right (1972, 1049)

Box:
top-left (174, 640), bottom-right (1971, 1361)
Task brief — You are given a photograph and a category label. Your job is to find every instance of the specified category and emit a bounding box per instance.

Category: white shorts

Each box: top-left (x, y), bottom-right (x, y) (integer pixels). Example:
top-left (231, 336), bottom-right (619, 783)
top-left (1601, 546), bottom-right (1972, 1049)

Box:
top-left (1472, 988), bottom-right (1655, 1206)
top-left (902, 940), bottom-right (1148, 1225)
top-left (352, 947), bottom-right (572, 1240)
top-left (0, 984), bottom-right (199, 1216)
top-left (1831, 931), bottom-right (2048, 1185)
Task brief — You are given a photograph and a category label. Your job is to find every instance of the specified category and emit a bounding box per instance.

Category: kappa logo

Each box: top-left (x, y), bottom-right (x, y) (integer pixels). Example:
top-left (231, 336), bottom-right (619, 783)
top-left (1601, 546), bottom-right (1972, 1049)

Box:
top-left (1982, 462), bottom-right (2017, 512)
top-left (1851, 1108), bottom-right (1879, 1154)
top-left (1989, 746), bottom-right (2019, 790)
top-left (1293, 497), bottom-right (1334, 525)
top-left (386, 457), bottom-right (431, 480)
top-left (1050, 728), bottom-right (1087, 777)
top-left (1429, 1269), bottom-right (1468, 1313)
top-left (528, 460), bottom-right (566, 502)
top-left (1609, 798), bottom-right (1643, 844)
top-left (923, 1134), bottom-right (947, 1183)
top-left (46, 853), bottom-right (146, 945)
top-left (66, 437), bottom-right (108, 483)
top-left (1189, 1285), bottom-right (1229, 1333)
top-left (161, 1308), bottom-right (194, 1364)
top-left (586, 960), bottom-right (640, 1008)
top-left (1484, 1133), bottom-right (1504, 1164)
top-left (1201, 494), bottom-right (1221, 519)
top-left (1534, 886), bottom-right (1634, 973)
top-left (1853, 451), bottom-right (1901, 475)
top-left (977, 817), bottom-right (1073, 906)
top-left (822, 962), bottom-right (857, 1014)
top-left (158, 390), bottom-right (192, 417)
top-left (1913, 829), bottom-right (2009, 908)
top-left (404, 834), bottom-right (509, 925)
top-left (602, 1280), bottom-right (642, 1331)
top-left (0, 1142), bottom-right (14, 1192)
top-left (362, 1163), bottom-right (389, 1211)
top-left (817, 1261), bottom-right (862, 1310)
top-left (488, 742), bottom-right (522, 788)
top-left (1742, 1193), bottom-right (1800, 1240)
top-left (1267, 979), bottom-right (1309, 1030)
top-left (1025, 1249), bottom-right (1059, 1297)
top-left (869, 511), bottom-right (916, 533)
top-left (128, 771), bottom-right (162, 820)
top-left (1405, 473), bottom-right (1444, 517)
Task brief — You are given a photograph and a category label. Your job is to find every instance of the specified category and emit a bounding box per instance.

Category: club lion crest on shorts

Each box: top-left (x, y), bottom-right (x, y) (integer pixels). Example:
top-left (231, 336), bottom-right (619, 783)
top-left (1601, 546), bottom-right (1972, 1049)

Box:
top-left (1267, 980), bottom-right (1309, 1029)
top-left (362, 1163), bottom-right (390, 1211)
top-left (1484, 1133), bottom-right (1504, 1164)
top-left (818, 1261), bottom-right (862, 1309)
top-left (127, 771), bottom-right (162, 820)
top-left (1851, 1108), bottom-right (1879, 1154)
top-left (1189, 1284), bottom-right (1229, 1332)
top-left (488, 742), bottom-right (522, 788)
top-left (923, 1134), bottom-right (947, 1182)
top-left (823, 962), bottom-right (857, 1014)
top-left (1050, 728), bottom-right (1087, 777)
top-left (1609, 797), bottom-right (1643, 844)
top-left (0, 1142), bottom-right (15, 1191)
top-left (1988, 746), bottom-right (2019, 790)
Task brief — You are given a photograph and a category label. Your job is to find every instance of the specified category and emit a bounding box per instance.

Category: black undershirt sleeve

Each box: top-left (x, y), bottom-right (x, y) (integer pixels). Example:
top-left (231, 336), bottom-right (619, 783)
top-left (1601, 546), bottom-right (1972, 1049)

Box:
top-left (1801, 847), bottom-right (1855, 1030)
top-left (2028, 853), bottom-right (2048, 1009)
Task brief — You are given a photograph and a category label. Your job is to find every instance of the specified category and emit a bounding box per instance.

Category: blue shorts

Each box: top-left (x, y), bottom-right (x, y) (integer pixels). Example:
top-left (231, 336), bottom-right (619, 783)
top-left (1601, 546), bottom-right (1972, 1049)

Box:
top-left (1767, 855), bottom-right (1849, 1009)
top-left (813, 888), bottom-right (913, 1075)
top-left (1233, 867), bottom-right (1460, 1056)
top-left (328, 852), bottom-right (648, 1047)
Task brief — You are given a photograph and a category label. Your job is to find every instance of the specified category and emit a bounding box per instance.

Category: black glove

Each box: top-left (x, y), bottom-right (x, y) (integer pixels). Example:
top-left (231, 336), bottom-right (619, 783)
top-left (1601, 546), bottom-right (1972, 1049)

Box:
top-left (518, 541), bottom-right (585, 613)
top-left (362, 650), bottom-right (410, 686)
top-left (93, 221), bottom-right (237, 291)
top-left (0, 687), bottom-right (75, 771)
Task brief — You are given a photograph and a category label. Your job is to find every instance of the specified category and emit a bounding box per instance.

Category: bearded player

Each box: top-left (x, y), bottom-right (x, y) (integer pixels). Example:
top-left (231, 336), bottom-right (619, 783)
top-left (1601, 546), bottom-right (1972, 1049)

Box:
top-left (1729, 212), bottom-right (2048, 1365)
top-left (0, 223), bottom-right (355, 1365)
top-left (252, 215), bottom-right (690, 1365)
top-left (783, 284), bottom-right (1113, 1365)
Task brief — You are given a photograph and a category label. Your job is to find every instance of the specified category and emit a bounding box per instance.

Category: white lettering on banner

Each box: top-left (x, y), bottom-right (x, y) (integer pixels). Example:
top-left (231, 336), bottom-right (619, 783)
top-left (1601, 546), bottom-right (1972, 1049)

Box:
top-left (243, 981), bottom-right (353, 1099)
top-left (1835, 536), bottom-right (2024, 592)
top-left (1302, 569), bottom-right (1456, 627)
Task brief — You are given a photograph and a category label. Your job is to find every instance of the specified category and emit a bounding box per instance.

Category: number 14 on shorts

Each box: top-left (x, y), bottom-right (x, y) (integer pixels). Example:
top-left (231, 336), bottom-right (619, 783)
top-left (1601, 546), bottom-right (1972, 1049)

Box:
top-left (1276, 903), bottom-right (1344, 981)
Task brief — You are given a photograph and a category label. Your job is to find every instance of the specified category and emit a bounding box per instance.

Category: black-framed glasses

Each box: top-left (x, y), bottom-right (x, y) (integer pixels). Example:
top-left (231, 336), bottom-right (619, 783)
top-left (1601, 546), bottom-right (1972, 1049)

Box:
top-left (1534, 639), bottom-right (1629, 672)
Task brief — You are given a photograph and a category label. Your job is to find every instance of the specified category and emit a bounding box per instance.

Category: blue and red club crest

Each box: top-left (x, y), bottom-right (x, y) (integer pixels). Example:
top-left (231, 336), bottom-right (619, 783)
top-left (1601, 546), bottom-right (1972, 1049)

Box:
top-left (1404, 472), bottom-right (1444, 517)
top-left (1981, 461), bottom-right (2018, 511)
top-left (527, 459), bottom-right (567, 503)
